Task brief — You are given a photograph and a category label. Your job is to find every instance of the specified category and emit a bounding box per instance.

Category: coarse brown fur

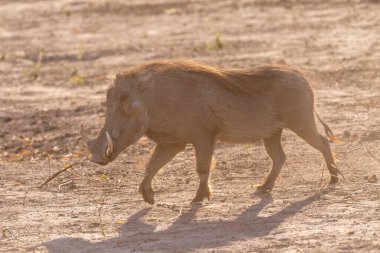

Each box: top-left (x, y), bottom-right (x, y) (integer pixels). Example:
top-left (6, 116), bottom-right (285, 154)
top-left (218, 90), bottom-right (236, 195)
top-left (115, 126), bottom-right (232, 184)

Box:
top-left (81, 59), bottom-right (339, 204)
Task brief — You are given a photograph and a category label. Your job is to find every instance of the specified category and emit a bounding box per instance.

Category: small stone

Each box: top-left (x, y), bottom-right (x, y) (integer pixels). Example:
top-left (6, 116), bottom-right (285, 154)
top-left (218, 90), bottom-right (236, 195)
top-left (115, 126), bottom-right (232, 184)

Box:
top-left (3, 117), bottom-right (12, 123)
top-left (88, 222), bottom-right (100, 228)
top-left (368, 174), bottom-right (378, 183)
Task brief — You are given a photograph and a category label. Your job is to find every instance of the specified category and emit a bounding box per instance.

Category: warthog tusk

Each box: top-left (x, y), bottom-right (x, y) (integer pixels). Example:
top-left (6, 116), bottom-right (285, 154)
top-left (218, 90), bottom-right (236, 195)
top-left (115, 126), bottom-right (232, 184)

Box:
top-left (80, 124), bottom-right (90, 145)
top-left (106, 131), bottom-right (114, 157)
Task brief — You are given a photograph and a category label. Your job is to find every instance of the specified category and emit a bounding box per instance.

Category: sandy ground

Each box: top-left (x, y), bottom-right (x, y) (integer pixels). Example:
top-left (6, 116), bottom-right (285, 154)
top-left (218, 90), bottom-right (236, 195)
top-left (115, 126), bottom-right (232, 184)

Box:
top-left (1, 0), bottom-right (380, 252)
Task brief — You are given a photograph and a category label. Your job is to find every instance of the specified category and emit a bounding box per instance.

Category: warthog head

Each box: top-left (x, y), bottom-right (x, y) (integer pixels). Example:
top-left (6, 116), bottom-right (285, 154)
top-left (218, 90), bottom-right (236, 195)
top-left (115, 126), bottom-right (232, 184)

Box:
top-left (81, 76), bottom-right (149, 165)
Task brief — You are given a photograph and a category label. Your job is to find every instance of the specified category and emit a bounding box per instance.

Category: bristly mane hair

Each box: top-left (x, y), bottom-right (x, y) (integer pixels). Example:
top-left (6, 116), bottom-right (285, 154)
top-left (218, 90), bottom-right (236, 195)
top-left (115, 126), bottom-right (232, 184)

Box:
top-left (114, 59), bottom-right (307, 95)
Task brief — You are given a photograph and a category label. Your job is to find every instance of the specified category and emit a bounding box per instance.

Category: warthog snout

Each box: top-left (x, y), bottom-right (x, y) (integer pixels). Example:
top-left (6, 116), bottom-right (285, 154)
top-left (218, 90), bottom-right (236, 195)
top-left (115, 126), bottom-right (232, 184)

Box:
top-left (80, 124), bottom-right (113, 166)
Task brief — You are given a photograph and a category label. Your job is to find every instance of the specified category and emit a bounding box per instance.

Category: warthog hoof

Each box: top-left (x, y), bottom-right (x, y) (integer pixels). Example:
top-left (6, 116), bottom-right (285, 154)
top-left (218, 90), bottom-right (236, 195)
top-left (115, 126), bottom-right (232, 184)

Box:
top-left (255, 183), bottom-right (274, 193)
top-left (329, 175), bottom-right (339, 184)
top-left (139, 183), bottom-right (155, 205)
top-left (191, 186), bottom-right (211, 204)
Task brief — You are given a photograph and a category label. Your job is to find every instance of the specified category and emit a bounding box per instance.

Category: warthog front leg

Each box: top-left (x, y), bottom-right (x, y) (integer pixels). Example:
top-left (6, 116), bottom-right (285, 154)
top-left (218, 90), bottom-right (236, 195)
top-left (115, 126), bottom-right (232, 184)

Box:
top-left (139, 143), bottom-right (186, 204)
top-left (191, 135), bottom-right (216, 204)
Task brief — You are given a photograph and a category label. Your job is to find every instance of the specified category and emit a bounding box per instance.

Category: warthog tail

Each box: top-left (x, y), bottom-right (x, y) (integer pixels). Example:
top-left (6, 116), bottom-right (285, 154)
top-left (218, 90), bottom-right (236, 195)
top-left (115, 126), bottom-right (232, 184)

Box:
top-left (315, 112), bottom-right (338, 142)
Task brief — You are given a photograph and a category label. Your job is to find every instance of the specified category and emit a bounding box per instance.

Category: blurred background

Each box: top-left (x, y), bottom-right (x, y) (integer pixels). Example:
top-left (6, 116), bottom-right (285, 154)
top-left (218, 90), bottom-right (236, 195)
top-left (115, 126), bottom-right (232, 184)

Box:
top-left (1, 1), bottom-right (380, 252)
top-left (1, 0), bottom-right (379, 162)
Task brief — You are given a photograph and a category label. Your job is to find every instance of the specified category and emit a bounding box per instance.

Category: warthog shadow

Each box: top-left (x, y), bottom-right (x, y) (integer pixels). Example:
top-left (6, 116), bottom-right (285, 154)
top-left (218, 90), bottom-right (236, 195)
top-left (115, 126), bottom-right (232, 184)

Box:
top-left (42, 191), bottom-right (327, 253)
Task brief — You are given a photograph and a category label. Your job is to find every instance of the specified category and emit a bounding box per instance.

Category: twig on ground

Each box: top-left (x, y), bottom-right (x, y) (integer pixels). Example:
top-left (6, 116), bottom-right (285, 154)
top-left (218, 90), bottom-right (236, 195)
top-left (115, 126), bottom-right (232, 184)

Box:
top-left (39, 158), bottom-right (88, 188)
top-left (290, 166), bottom-right (321, 192)
top-left (48, 155), bottom-right (51, 178)
top-left (156, 203), bottom-right (183, 212)
top-left (290, 163), bottom-right (345, 192)
top-left (58, 180), bottom-right (73, 190)
top-left (168, 206), bottom-right (183, 221)
top-left (319, 162), bottom-right (326, 187)
top-left (330, 163), bottom-right (347, 183)
top-left (96, 193), bottom-right (110, 238)
top-left (98, 200), bottom-right (106, 237)
top-left (364, 147), bottom-right (380, 164)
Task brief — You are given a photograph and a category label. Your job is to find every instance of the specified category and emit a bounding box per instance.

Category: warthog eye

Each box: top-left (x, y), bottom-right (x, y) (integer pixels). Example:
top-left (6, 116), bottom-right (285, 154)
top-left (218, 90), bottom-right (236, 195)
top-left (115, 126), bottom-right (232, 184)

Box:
top-left (119, 93), bottom-right (129, 102)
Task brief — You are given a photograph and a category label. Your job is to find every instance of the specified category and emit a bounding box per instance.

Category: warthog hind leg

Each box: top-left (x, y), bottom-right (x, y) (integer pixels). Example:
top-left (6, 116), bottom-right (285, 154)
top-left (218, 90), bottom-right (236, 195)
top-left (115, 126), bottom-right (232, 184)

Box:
top-left (191, 173), bottom-right (212, 203)
top-left (191, 135), bottom-right (215, 204)
top-left (290, 119), bottom-right (339, 184)
top-left (300, 133), bottom-right (339, 184)
top-left (256, 129), bottom-right (286, 192)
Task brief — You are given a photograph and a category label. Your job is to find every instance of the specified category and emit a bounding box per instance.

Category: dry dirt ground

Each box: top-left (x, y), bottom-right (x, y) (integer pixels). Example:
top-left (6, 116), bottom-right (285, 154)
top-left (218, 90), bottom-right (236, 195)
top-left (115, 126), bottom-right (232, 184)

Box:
top-left (1, 0), bottom-right (380, 252)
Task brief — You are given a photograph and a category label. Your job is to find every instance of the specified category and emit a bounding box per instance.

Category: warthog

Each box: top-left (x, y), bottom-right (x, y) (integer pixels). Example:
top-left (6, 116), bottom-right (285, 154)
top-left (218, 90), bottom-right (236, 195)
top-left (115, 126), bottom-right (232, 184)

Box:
top-left (81, 60), bottom-right (339, 204)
